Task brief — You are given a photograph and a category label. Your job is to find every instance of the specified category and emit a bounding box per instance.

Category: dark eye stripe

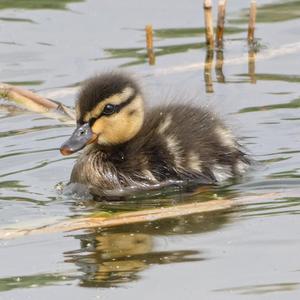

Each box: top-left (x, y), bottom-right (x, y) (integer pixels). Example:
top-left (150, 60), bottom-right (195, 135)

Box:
top-left (99, 90), bottom-right (137, 117)
top-left (115, 90), bottom-right (137, 112)
top-left (80, 90), bottom-right (138, 125)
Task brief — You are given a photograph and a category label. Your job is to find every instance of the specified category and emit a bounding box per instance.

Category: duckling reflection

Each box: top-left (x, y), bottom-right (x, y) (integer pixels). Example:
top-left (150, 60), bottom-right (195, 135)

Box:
top-left (64, 209), bottom-right (229, 288)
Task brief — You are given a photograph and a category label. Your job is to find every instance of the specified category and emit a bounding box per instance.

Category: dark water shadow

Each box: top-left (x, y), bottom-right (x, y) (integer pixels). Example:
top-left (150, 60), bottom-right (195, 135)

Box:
top-left (231, 0), bottom-right (300, 24)
top-left (0, 0), bottom-right (84, 10)
top-left (214, 281), bottom-right (300, 295)
top-left (0, 17), bottom-right (35, 23)
top-left (103, 26), bottom-right (244, 67)
top-left (238, 97), bottom-right (300, 113)
top-left (0, 273), bottom-right (71, 292)
top-left (104, 42), bottom-right (207, 67)
top-left (237, 73), bottom-right (300, 84)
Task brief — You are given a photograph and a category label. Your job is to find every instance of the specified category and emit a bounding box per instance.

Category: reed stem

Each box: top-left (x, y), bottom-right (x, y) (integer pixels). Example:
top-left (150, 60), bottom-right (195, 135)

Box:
top-left (145, 24), bottom-right (155, 65)
top-left (203, 0), bottom-right (214, 49)
top-left (145, 24), bottom-right (153, 50)
top-left (248, 0), bottom-right (257, 43)
top-left (216, 0), bottom-right (227, 48)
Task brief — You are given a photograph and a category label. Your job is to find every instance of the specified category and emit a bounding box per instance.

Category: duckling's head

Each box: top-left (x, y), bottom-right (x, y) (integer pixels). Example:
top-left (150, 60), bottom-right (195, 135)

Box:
top-left (60, 72), bottom-right (144, 155)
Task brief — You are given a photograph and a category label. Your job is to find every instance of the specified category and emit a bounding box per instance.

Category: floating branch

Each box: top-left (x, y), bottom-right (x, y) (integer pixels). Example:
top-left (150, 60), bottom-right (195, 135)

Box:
top-left (248, 0), bottom-right (257, 43)
top-left (216, 0), bottom-right (227, 48)
top-left (203, 0), bottom-right (214, 49)
top-left (0, 83), bottom-right (75, 121)
top-left (145, 24), bottom-right (155, 65)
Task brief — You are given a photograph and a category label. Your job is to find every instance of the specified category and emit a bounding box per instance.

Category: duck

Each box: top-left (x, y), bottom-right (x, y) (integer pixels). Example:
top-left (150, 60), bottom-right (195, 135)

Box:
top-left (60, 72), bottom-right (250, 197)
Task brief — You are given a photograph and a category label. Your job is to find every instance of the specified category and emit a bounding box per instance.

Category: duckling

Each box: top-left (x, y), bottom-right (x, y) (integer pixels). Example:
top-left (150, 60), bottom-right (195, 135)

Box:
top-left (60, 72), bottom-right (250, 197)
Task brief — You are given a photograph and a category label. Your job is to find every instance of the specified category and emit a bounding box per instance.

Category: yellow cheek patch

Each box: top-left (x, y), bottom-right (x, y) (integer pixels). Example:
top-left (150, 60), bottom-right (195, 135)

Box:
top-left (91, 95), bottom-right (144, 146)
top-left (91, 118), bottom-right (104, 135)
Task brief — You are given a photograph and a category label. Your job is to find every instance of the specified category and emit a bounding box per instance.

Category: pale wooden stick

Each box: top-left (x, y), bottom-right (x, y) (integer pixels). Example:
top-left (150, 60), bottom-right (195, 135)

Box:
top-left (145, 24), bottom-right (155, 65)
top-left (203, 0), bottom-right (214, 49)
top-left (248, 0), bottom-right (257, 43)
top-left (216, 0), bottom-right (227, 48)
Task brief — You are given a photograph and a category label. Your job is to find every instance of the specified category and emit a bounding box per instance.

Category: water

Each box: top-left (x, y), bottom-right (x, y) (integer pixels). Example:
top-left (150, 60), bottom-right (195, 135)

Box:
top-left (0, 0), bottom-right (300, 299)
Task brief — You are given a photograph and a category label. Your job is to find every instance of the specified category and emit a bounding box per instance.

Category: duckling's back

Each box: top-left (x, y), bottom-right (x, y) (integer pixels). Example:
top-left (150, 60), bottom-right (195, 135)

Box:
top-left (70, 104), bottom-right (249, 196)
top-left (128, 104), bottom-right (249, 182)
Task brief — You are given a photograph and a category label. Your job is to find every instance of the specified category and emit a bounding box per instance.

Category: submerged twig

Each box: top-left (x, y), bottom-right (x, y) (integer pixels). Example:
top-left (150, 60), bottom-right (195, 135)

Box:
top-left (203, 0), bottom-right (214, 49)
top-left (216, 0), bottom-right (227, 48)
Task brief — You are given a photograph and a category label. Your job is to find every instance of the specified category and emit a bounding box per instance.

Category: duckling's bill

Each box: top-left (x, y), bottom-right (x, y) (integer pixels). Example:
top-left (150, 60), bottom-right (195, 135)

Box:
top-left (60, 123), bottom-right (97, 156)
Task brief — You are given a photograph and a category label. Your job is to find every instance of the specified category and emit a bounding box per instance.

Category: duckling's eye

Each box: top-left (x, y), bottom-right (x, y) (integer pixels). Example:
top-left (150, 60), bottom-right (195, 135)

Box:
top-left (102, 104), bottom-right (116, 115)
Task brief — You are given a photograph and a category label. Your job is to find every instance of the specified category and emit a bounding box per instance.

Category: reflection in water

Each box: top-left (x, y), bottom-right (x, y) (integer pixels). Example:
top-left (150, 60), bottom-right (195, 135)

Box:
top-left (202, 41), bottom-right (258, 91)
top-left (66, 232), bottom-right (199, 287)
top-left (65, 210), bottom-right (230, 287)
top-left (215, 49), bottom-right (225, 83)
top-left (204, 49), bottom-right (214, 93)
top-left (248, 45), bottom-right (256, 84)
top-left (147, 49), bottom-right (156, 66)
